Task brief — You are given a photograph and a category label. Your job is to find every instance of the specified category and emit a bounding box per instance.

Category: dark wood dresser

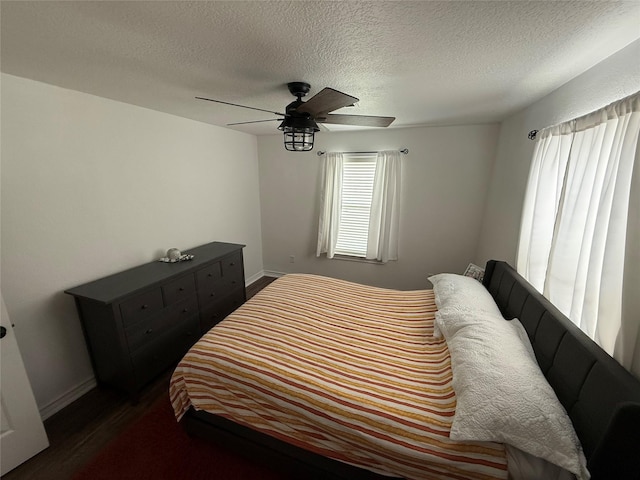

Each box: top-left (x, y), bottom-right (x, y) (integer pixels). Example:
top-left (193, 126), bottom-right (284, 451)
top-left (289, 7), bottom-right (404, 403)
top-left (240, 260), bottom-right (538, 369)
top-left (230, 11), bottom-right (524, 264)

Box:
top-left (65, 241), bottom-right (246, 397)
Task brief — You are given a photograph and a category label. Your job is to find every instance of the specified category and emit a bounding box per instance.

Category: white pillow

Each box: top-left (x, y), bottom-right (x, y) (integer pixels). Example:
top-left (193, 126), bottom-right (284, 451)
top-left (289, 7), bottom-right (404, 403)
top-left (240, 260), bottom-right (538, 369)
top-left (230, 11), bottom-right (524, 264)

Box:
top-left (429, 272), bottom-right (501, 315)
top-left (435, 309), bottom-right (590, 480)
top-left (428, 273), bottom-right (502, 338)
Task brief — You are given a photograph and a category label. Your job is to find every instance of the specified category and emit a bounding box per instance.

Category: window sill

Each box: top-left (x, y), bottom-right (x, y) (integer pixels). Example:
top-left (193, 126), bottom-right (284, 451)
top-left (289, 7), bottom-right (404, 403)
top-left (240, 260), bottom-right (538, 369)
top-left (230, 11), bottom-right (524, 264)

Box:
top-left (331, 254), bottom-right (383, 265)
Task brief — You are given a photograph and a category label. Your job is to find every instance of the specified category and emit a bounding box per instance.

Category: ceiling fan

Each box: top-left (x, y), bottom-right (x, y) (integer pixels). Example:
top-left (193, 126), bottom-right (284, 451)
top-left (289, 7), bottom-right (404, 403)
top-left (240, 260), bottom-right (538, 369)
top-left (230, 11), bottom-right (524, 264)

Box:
top-left (196, 82), bottom-right (395, 152)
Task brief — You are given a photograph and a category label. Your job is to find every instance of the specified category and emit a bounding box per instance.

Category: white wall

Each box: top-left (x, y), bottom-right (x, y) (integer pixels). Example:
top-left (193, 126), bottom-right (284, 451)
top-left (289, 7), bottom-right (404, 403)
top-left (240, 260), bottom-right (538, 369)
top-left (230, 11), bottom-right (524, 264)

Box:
top-left (476, 39), bottom-right (640, 265)
top-left (258, 124), bottom-right (500, 290)
top-left (0, 74), bottom-right (264, 417)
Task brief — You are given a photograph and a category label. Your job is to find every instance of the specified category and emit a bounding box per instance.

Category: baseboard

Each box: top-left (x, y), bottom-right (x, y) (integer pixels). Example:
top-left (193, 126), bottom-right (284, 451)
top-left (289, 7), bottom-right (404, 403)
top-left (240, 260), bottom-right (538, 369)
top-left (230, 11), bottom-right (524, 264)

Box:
top-left (39, 376), bottom-right (97, 421)
top-left (245, 270), bottom-right (265, 286)
top-left (246, 270), bottom-right (285, 286)
top-left (263, 270), bottom-right (286, 278)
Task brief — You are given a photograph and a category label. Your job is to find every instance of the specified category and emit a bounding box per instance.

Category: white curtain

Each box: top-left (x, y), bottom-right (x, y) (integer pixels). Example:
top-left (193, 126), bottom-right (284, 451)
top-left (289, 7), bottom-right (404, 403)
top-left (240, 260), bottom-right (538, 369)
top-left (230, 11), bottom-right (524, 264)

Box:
top-left (619, 142), bottom-right (640, 377)
top-left (517, 92), bottom-right (640, 376)
top-left (366, 150), bottom-right (402, 262)
top-left (316, 152), bottom-right (344, 259)
top-left (517, 124), bottom-right (574, 291)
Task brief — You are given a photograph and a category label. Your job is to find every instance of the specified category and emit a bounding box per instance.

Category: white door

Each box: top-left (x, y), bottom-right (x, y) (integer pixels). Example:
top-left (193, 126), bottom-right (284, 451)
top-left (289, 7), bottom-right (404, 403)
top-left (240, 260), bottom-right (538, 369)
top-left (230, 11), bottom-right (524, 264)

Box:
top-left (0, 295), bottom-right (49, 475)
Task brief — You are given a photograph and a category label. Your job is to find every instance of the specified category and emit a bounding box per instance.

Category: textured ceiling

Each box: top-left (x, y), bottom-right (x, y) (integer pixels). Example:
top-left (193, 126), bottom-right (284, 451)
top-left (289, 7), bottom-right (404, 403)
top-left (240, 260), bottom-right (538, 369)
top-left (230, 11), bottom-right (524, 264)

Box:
top-left (2, 1), bottom-right (640, 135)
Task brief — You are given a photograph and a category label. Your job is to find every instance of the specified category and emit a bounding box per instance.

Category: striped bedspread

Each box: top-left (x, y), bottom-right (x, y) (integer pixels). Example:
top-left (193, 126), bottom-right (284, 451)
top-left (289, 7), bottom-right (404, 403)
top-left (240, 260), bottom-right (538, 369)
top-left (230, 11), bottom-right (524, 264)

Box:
top-left (170, 274), bottom-right (507, 480)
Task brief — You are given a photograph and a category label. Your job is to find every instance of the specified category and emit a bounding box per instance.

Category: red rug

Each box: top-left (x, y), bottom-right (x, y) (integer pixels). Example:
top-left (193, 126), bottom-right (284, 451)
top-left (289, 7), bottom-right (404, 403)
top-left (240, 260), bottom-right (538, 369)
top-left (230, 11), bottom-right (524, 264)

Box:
top-left (72, 397), bottom-right (294, 480)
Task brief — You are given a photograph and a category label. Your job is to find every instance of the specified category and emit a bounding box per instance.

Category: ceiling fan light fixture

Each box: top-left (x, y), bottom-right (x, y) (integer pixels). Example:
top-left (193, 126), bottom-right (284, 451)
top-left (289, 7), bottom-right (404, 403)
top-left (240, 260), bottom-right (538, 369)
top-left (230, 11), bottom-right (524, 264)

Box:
top-left (279, 116), bottom-right (320, 152)
top-left (283, 129), bottom-right (314, 152)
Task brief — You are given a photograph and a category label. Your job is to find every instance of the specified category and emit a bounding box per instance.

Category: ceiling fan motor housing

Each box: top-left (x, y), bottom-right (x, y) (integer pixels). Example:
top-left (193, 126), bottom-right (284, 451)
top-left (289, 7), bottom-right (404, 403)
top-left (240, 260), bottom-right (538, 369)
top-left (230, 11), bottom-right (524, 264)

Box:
top-left (287, 82), bottom-right (311, 98)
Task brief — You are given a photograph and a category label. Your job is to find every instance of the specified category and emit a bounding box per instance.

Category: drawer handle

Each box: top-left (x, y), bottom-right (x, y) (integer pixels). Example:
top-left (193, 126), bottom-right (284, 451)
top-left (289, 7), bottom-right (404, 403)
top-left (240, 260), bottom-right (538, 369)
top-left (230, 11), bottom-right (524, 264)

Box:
top-left (141, 304), bottom-right (149, 310)
top-left (145, 329), bottom-right (153, 334)
top-left (207, 273), bottom-right (213, 278)
top-left (179, 287), bottom-right (185, 291)
top-left (210, 293), bottom-right (216, 297)
top-left (229, 262), bottom-right (235, 266)
top-left (182, 308), bottom-right (189, 313)
top-left (231, 280), bottom-right (236, 285)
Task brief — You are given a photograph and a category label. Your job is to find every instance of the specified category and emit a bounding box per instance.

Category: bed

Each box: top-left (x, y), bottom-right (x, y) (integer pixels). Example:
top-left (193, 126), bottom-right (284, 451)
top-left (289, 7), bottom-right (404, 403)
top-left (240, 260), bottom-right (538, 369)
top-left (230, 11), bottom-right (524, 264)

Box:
top-left (170, 261), bottom-right (640, 480)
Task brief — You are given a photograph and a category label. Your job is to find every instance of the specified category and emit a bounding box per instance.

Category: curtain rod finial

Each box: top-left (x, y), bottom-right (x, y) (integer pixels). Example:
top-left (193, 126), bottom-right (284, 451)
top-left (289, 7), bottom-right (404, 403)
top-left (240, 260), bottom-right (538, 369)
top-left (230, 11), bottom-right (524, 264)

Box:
top-left (528, 130), bottom-right (538, 140)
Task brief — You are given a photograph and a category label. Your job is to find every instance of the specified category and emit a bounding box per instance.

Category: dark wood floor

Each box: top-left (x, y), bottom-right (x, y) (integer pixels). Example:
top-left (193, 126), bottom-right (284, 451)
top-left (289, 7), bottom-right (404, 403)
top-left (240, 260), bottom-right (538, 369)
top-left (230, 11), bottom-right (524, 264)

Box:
top-left (1, 276), bottom-right (277, 480)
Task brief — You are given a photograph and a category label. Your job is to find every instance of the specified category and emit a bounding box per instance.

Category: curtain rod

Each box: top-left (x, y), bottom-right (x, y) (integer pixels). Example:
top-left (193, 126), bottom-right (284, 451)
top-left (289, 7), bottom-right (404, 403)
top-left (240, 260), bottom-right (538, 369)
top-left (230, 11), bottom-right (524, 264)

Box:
top-left (317, 148), bottom-right (409, 156)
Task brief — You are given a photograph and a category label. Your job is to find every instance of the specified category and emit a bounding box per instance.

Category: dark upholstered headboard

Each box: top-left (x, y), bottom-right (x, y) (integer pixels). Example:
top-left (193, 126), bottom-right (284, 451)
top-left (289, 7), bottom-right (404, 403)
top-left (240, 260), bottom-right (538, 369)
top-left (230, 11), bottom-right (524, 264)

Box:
top-left (483, 261), bottom-right (640, 480)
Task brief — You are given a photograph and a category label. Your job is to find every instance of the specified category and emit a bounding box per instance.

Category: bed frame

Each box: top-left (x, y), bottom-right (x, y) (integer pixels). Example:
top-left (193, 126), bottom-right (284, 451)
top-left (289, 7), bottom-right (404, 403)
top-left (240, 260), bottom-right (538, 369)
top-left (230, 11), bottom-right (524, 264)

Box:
top-left (182, 260), bottom-right (640, 480)
top-left (483, 260), bottom-right (640, 480)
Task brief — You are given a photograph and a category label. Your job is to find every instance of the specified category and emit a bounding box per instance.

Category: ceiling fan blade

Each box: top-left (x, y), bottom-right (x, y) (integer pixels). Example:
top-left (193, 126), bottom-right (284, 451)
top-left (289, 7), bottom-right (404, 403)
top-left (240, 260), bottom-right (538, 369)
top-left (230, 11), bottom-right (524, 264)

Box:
top-left (317, 114), bottom-right (395, 127)
top-left (196, 97), bottom-right (285, 116)
top-left (227, 118), bottom-right (283, 126)
top-left (295, 88), bottom-right (359, 116)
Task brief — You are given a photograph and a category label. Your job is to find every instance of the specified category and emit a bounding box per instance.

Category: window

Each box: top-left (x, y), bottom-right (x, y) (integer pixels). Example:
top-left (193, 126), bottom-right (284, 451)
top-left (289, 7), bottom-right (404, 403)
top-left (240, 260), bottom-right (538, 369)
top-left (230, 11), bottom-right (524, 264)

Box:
top-left (316, 150), bottom-right (401, 263)
top-left (334, 154), bottom-right (377, 257)
top-left (517, 91), bottom-right (640, 370)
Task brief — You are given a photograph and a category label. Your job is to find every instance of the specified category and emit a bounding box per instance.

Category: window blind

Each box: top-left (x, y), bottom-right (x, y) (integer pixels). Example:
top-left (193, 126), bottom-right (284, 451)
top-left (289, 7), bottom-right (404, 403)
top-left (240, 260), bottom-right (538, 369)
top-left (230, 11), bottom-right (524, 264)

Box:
top-left (335, 155), bottom-right (377, 257)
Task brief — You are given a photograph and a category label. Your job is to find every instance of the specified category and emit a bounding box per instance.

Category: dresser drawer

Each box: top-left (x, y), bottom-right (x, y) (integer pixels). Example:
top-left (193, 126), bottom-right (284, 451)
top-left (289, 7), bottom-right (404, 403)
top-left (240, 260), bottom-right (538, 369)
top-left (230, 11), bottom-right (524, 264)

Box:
top-left (197, 261), bottom-right (225, 307)
top-left (120, 289), bottom-right (164, 327)
top-left (196, 262), bottom-right (222, 289)
top-left (221, 252), bottom-right (243, 284)
top-left (162, 274), bottom-right (196, 306)
top-left (125, 295), bottom-right (198, 353)
top-left (197, 285), bottom-right (226, 307)
top-left (199, 288), bottom-right (246, 333)
top-left (130, 314), bottom-right (200, 386)
top-left (223, 263), bottom-right (243, 290)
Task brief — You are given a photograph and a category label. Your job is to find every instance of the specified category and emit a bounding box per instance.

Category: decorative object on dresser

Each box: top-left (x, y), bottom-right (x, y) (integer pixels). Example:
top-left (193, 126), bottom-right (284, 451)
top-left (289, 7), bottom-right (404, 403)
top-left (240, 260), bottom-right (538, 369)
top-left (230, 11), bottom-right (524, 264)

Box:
top-left (159, 248), bottom-right (195, 263)
top-left (65, 241), bottom-right (246, 399)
